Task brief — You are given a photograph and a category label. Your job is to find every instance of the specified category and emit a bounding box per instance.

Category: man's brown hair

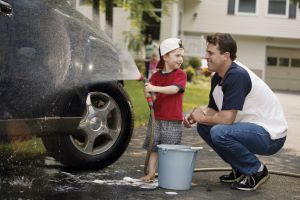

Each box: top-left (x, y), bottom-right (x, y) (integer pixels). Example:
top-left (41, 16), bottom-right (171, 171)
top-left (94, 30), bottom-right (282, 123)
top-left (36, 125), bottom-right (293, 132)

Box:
top-left (206, 33), bottom-right (237, 61)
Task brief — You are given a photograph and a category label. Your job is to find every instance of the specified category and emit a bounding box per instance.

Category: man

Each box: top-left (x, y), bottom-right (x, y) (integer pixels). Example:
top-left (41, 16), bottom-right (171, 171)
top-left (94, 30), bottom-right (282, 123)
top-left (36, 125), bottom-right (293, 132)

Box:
top-left (184, 33), bottom-right (288, 191)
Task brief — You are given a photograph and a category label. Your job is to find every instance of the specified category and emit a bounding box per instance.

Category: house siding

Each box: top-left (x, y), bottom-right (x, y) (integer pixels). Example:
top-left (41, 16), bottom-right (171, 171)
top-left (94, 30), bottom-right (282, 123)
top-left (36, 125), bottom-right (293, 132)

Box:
top-left (182, 0), bottom-right (300, 39)
top-left (160, 3), bottom-right (178, 40)
top-left (112, 7), bottom-right (131, 46)
top-left (234, 36), bottom-right (266, 78)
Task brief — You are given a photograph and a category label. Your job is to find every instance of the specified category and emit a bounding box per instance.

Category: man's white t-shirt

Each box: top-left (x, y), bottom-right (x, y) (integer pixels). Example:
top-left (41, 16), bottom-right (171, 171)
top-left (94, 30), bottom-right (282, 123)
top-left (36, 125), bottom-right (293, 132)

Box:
top-left (209, 61), bottom-right (288, 140)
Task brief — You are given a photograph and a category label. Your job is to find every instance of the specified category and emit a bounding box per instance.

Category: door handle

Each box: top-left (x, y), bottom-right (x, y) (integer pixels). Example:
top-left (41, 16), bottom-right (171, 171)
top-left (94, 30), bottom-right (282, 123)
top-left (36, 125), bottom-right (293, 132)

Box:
top-left (0, 0), bottom-right (13, 16)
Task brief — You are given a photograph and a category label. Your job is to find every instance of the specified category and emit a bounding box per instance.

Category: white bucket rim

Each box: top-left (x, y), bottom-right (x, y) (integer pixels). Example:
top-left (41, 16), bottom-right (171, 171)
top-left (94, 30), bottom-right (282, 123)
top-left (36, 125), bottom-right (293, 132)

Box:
top-left (157, 144), bottom-right (201, 152)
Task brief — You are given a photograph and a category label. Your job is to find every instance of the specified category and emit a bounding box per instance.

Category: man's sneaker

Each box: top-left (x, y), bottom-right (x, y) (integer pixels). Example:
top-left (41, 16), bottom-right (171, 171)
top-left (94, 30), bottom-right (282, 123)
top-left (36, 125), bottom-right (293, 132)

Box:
top-left (231, 165), bottom-right (270, 191)
top-left (219, 169), bottom-right (244, 183)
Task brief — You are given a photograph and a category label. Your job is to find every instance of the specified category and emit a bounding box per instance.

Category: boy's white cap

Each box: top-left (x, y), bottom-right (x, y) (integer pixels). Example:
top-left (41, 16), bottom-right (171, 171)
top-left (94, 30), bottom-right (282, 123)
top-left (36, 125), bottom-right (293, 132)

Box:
top-left (159, 38), bottom-right (183, 56)
top-left (157, 38), bottom-right (183, 69)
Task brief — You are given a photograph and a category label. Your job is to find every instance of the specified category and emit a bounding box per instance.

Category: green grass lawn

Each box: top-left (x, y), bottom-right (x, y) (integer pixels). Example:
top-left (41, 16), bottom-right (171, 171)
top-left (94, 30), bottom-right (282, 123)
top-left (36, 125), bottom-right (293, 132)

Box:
top-left (124, 77), bottom-right (210, 127)
top-left (0, 137), bottom-right (46, 163)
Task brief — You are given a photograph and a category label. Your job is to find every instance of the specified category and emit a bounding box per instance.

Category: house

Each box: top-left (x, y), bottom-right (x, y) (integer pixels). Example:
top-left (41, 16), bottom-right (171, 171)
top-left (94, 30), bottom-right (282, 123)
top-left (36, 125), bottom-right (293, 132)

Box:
top-left (72, 0), bottom-right (300, 91)
top-left (161, 0), bottom-right (300, 91)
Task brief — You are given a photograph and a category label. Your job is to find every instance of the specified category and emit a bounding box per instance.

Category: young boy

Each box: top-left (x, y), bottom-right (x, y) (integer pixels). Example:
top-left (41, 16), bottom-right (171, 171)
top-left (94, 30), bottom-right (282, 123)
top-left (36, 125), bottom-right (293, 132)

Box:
top-left (140, 38), bottom-right (187, 182)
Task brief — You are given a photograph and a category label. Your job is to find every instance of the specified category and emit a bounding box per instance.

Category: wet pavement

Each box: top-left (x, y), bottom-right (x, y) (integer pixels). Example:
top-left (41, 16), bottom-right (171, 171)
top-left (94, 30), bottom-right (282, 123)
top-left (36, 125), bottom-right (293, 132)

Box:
top-left (1, 91), bottom-right (300, 200)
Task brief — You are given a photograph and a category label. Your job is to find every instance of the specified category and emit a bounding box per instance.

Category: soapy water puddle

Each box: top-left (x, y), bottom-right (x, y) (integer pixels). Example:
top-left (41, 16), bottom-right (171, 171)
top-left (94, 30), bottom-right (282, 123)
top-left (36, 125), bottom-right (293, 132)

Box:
top-left (5, 172), bottom-right (159, 191)
top-left (45, 157), bottom-right (159, 190)
top-left (56, 171), bottom-right (158, 190)
top-left (8, 176), bottom-right (34, 188)
top-left (93, 176), bottom-right (158, 189)
top-left (0, 145), bottom-right (207, 198)
top-left (0, 144), bottom-right (198, 199)
top-left (0, 156), bottom-right (160, 197)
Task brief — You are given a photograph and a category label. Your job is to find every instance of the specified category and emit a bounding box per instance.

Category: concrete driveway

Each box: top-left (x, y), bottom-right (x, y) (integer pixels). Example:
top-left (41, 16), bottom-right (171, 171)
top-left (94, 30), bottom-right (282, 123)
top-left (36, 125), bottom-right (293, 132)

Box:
top-left (276, 91), bottom-right (300, 155)
top-left (110, 90), bottom-right (300, 199)
top-left (1, 91), bottom-right (299, 200)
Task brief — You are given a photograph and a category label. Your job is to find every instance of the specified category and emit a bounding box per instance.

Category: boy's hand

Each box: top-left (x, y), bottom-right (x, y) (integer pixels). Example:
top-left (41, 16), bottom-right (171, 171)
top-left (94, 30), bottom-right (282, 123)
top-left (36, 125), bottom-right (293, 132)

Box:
top-left (144, 82), bottom-right (154, 93)
top-left (144, 83), bottom-right (156, 101)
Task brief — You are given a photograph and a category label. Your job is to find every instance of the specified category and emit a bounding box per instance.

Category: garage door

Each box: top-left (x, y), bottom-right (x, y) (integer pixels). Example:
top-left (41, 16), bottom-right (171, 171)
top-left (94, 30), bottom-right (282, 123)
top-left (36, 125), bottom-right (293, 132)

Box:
top-left (266, 47), bottom-right (300, 91)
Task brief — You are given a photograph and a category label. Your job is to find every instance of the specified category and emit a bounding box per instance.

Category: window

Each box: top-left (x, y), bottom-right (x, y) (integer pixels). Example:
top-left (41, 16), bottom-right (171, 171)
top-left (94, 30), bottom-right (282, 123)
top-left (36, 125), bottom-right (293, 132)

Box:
top-left (267, 47), bottom-right (300, 68)
top-left (228, 0), bottom-right (258, 15)
top-left (142, 0), bottom-right (161, 40)
top-left (267, 57), bottom-right (277, 66)
top-left (268, 0), bottom-right (288, 15)
top-left (229, 0), bottom-right (296, 17)
top-left (279, 57), bottom-right (289, 67)
top-left (237, 0), bottom-right (257, 13)
top-left (291, 58), bottom-right (300, 68)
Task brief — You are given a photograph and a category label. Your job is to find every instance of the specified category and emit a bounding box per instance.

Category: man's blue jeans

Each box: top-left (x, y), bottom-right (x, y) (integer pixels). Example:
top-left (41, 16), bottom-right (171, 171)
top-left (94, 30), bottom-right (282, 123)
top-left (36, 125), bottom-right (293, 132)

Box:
top-left (197, 122), bottom-right (286, 175)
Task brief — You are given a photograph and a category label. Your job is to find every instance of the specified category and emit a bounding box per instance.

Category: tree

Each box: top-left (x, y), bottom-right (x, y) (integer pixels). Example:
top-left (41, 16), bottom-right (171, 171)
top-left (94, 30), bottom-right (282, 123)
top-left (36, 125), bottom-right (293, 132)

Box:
top-left (100, 0), bottom-right (176, 52)
top-left (84, 0), bottom-right (175, 51)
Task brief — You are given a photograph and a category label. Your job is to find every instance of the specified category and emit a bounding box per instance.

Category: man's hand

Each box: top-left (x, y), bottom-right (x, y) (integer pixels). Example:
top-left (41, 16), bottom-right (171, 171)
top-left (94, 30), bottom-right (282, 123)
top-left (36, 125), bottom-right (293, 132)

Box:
top-left (183, 113), bottom-right (194, 128)
top-left (183, 108), bottom-right (197, 128)
top-left (190, 108), bottom-right (206, 123)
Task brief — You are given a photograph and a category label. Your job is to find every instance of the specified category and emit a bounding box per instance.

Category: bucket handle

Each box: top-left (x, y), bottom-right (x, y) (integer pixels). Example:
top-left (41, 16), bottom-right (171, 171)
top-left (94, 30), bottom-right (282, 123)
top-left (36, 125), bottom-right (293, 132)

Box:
top-left (189, 151), bottom-right (198, 170)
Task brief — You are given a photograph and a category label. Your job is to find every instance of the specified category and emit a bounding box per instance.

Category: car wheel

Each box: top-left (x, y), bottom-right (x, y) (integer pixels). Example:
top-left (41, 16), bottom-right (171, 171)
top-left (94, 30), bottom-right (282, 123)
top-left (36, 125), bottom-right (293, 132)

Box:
top-left (41, 82), bottom-right (134, 169)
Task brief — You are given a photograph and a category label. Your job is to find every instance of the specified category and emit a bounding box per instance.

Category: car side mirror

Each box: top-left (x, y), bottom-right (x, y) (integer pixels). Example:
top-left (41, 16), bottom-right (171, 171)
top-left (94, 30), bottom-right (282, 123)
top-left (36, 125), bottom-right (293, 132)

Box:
top-left (0, 0), bottom-right (13, 16)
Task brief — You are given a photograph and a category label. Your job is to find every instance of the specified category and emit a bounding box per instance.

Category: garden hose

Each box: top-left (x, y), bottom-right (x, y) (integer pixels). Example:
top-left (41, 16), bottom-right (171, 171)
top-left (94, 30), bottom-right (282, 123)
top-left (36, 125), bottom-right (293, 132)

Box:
top-left (144, 106), bottom-right (155, 175)
top-left (193, 167), bottom-right (300, 178)
top-left (143, 80), bottom-right (155, 175)
top-left (153, 167), bottom-right (300, 178)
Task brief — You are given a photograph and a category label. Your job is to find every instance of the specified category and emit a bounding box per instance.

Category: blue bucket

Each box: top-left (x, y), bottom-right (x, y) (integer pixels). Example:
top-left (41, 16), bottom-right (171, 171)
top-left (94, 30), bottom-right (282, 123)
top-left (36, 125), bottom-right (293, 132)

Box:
top-left (157, 144), bottom-right (200, 190)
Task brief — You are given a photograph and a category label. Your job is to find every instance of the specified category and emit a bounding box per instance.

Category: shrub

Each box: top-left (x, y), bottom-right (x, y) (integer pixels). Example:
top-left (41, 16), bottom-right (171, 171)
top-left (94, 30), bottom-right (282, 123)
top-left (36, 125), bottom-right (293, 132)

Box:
top-left (188, 57), bottom-right (201, 69)
top-left (201, 67), bottom-right (213, 77)
top-left (181, 59), bottom-right (189, 69)
top-left (184, 65), bottom-right (196, 82)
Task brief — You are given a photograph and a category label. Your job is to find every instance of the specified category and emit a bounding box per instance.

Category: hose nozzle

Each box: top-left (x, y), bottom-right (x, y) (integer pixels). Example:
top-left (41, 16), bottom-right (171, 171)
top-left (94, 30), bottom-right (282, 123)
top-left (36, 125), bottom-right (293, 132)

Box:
top-left (144, 80), bottom-right (154, 108)
top-left (146, 92), bottom-right (153, 107)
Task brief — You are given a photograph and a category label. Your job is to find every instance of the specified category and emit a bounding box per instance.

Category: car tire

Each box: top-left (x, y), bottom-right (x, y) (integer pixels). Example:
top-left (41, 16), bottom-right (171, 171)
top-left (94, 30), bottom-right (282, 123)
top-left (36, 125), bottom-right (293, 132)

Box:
top-left (41, 82), bottom-right (134, 169)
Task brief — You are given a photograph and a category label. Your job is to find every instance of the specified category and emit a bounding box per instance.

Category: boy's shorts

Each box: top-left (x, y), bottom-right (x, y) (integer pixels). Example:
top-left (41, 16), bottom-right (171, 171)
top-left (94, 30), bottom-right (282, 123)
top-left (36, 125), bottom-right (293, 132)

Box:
top-left (143, 119), bottom-right (182, 152)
